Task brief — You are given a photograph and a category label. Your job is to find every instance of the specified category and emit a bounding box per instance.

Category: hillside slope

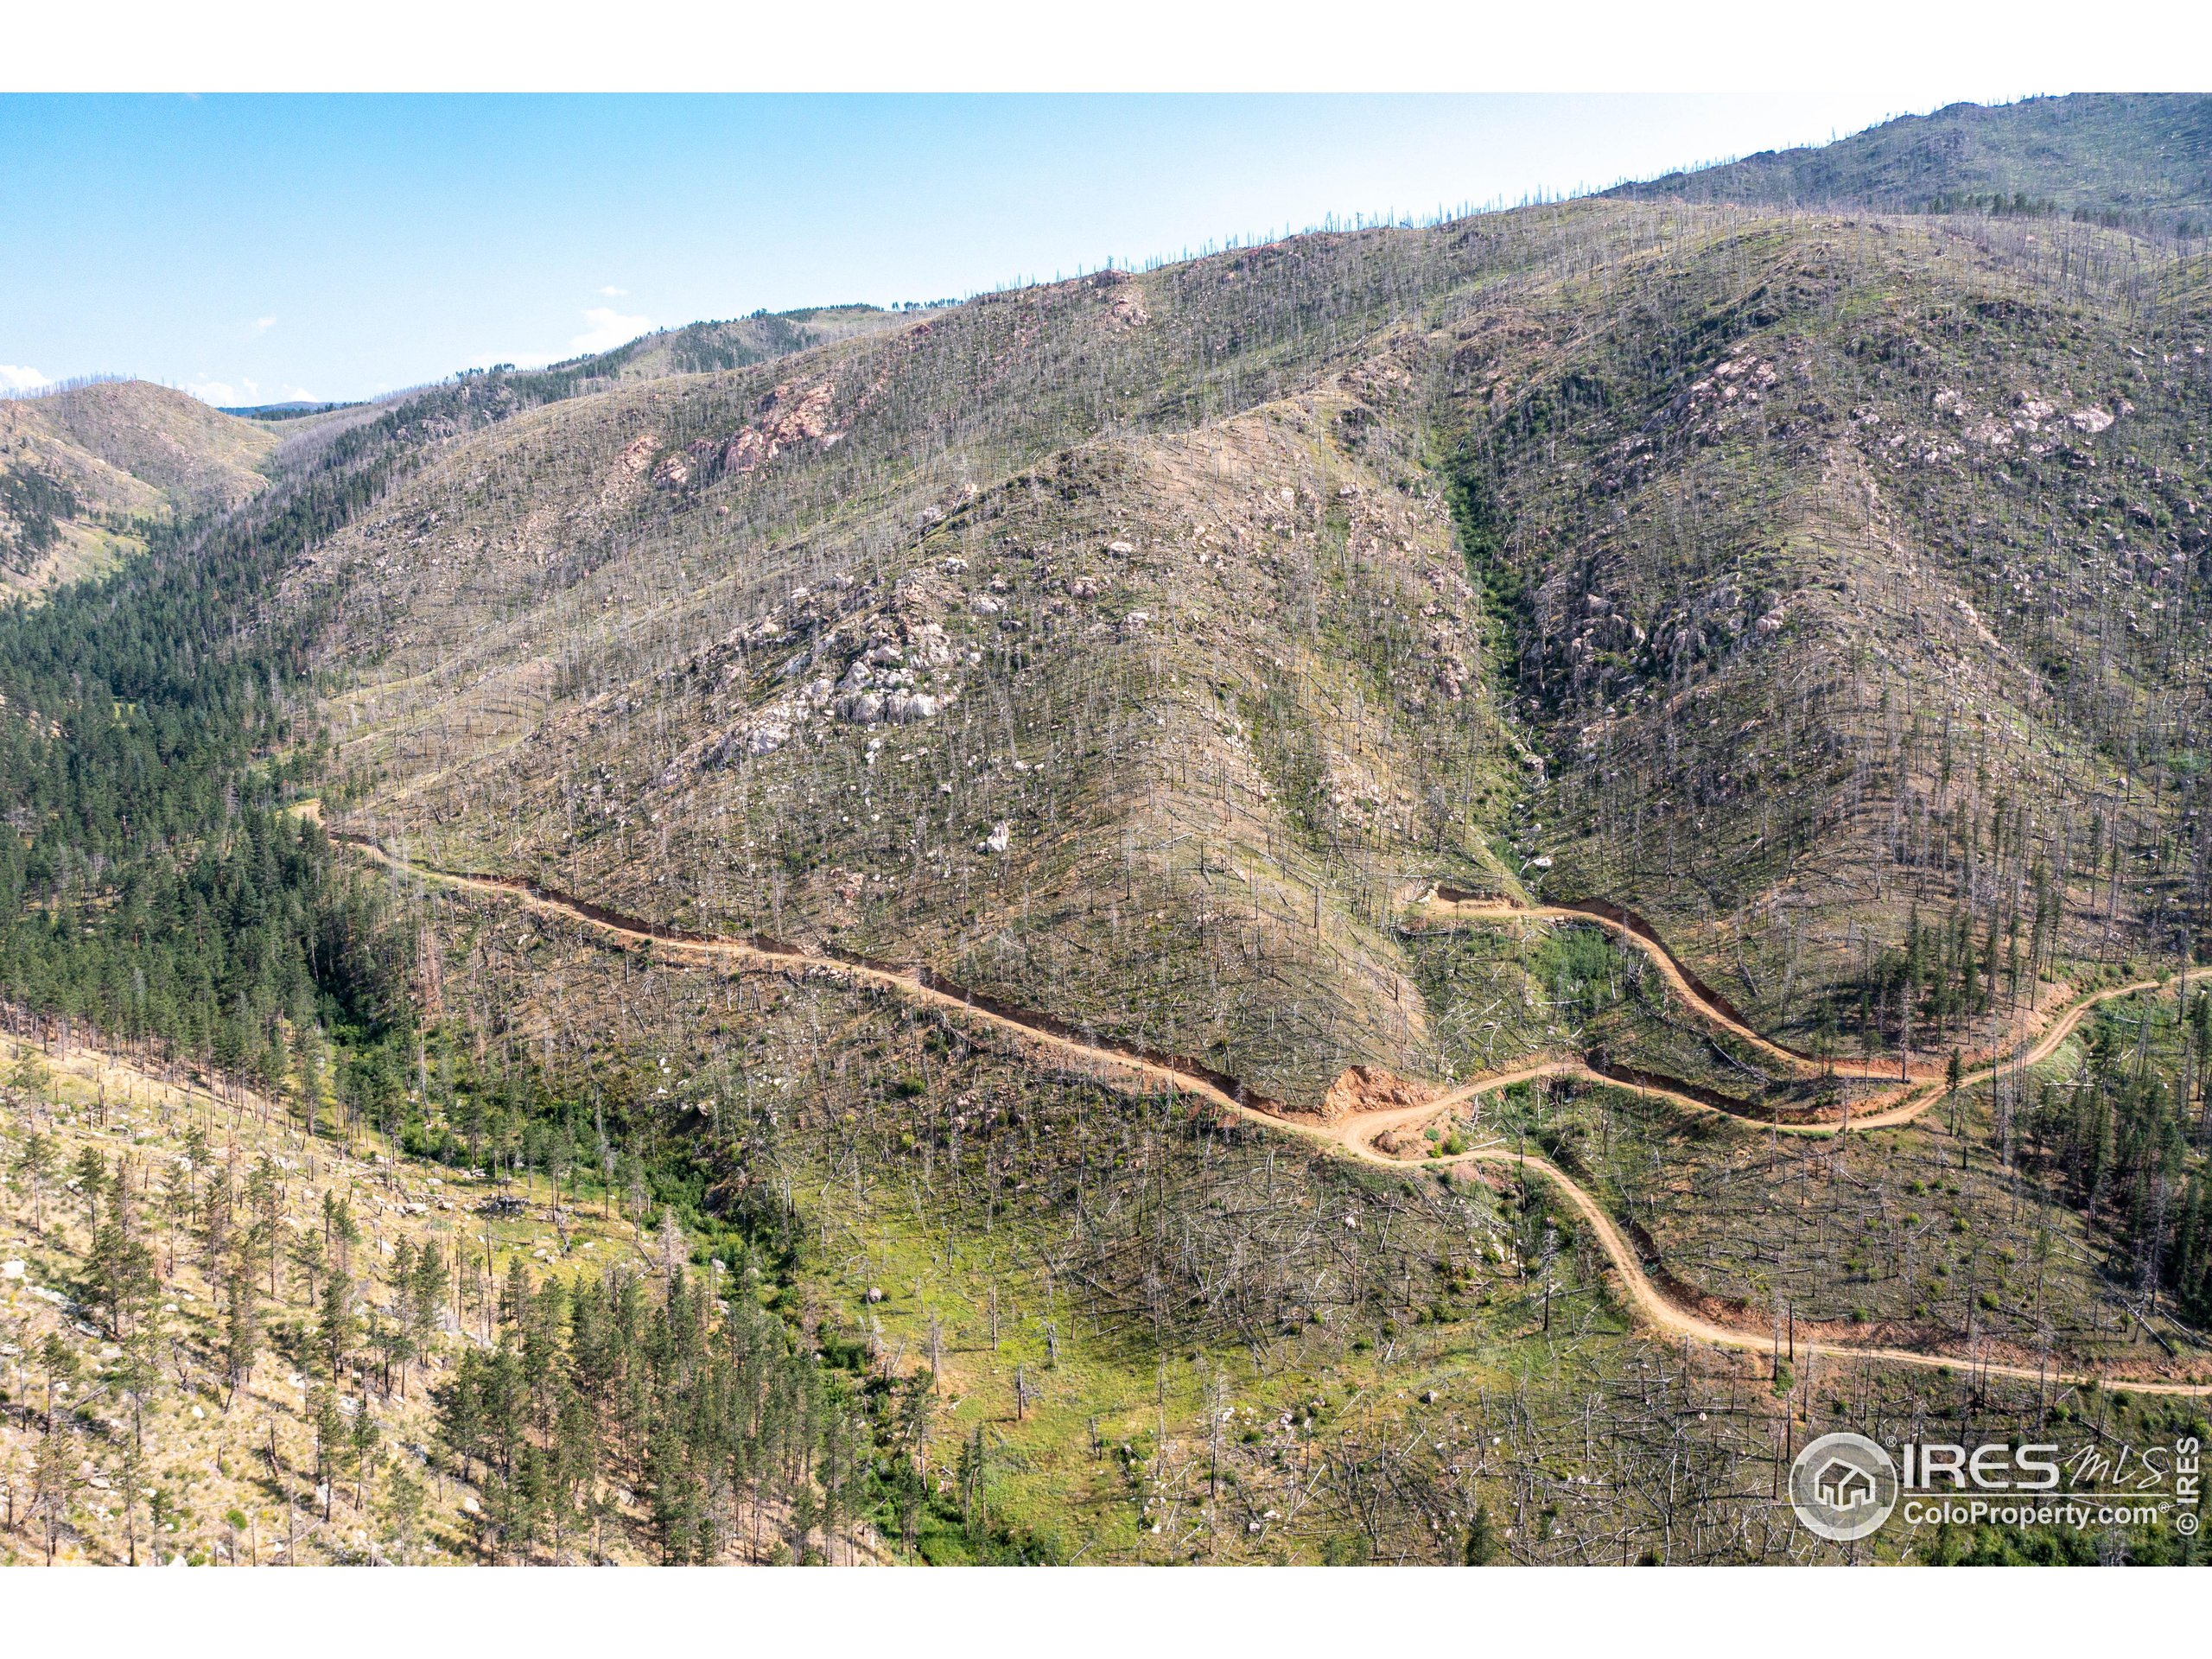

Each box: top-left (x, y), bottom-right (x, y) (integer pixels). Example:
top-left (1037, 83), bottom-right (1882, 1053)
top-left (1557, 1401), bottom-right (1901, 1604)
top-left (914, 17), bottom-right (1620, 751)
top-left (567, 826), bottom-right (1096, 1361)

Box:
top-left (303, 262), bottom-right (1535, 1107)
top-left (0, 381), bottom-right (278, 596)
top-left (308, 197), bottom-right (2212, 1108)
top-left (1611, 93), bottom-right (2212, 230)
top-left (1451, 211), bottom-right (2212, 1058)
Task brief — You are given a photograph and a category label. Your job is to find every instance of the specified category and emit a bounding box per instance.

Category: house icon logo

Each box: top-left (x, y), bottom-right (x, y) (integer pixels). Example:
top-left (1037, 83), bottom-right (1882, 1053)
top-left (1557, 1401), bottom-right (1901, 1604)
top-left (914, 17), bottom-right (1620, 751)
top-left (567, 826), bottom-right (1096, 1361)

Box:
top-left (1789, 1433), bottom-right (1899, 1542)
top-left (1815, 1459), bottom-right (1877, 1510)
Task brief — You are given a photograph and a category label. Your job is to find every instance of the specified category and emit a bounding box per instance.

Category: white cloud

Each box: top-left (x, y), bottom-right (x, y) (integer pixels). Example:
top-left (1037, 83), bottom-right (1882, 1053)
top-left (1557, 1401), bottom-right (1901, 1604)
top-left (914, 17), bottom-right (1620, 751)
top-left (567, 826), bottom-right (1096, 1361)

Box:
top-left (188, 377), bottom-right (257, 406)
top-left (1, 364), bottom-right (52, 393)
top-left (569, 306), bottom-right (652, 355)
top-left (251, 315), bottom-right (277, 334)
top-left (598, 285), bottom-right (628, 298)
top-left (467, 304), bottom-right (656, 377)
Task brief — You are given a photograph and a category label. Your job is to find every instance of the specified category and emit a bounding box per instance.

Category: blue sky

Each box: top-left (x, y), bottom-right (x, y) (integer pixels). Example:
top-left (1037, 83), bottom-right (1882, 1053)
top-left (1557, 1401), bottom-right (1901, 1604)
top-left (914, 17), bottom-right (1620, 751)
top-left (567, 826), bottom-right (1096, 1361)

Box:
top-left (2, 92), bottom-right (2012, 405)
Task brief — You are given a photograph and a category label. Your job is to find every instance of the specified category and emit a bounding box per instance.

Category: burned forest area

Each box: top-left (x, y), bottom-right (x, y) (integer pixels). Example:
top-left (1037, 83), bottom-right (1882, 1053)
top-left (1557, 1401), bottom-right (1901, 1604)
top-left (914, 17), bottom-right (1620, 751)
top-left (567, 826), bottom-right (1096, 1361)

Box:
top-left (7, 93), bottom-right (2212, 1567)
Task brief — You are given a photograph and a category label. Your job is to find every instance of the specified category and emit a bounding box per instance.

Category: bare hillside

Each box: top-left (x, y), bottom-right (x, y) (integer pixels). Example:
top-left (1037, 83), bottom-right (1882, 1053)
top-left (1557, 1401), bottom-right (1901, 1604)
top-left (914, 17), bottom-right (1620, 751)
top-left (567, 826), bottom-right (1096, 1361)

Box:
top-left (308, 201), bottom-right (2212, 1105)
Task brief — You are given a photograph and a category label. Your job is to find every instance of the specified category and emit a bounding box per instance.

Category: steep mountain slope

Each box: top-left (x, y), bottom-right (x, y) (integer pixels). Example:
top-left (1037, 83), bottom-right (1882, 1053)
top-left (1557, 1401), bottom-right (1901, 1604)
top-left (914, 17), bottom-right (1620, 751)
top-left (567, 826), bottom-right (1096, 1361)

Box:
top-left (1611, 93), bottom-right (2212, 231)
top-left (308, 199), bottom-right (2212, 1107)
top-left (1452, 212), bottom-right (2212, 1058)
top-left (0, 380), bottom-right (278, 596)
top-left (303, 252), bottom-right (1540, 1107)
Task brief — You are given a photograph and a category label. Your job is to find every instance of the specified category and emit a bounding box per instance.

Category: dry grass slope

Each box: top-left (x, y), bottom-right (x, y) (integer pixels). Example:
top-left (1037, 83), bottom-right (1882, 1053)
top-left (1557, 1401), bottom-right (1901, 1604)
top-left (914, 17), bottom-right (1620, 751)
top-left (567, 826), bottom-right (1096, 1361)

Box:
top-left (0, 382), bottom-right (277, 599)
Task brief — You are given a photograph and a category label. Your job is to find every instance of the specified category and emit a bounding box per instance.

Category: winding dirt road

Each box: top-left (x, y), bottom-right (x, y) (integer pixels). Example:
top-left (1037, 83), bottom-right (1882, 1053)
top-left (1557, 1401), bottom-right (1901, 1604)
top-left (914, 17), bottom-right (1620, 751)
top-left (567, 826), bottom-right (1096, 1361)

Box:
top-left (1413, 886), bottom-right (2206, 1141)
top-left (339, 835), bottom-right (2212, 1395)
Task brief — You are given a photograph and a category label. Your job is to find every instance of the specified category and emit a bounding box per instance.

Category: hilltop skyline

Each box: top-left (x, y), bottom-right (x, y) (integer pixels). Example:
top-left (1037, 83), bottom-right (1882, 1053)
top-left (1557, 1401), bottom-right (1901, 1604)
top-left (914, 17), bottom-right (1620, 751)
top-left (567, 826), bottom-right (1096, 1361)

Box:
top-left (3, 91), bottom-right (2024, 404)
